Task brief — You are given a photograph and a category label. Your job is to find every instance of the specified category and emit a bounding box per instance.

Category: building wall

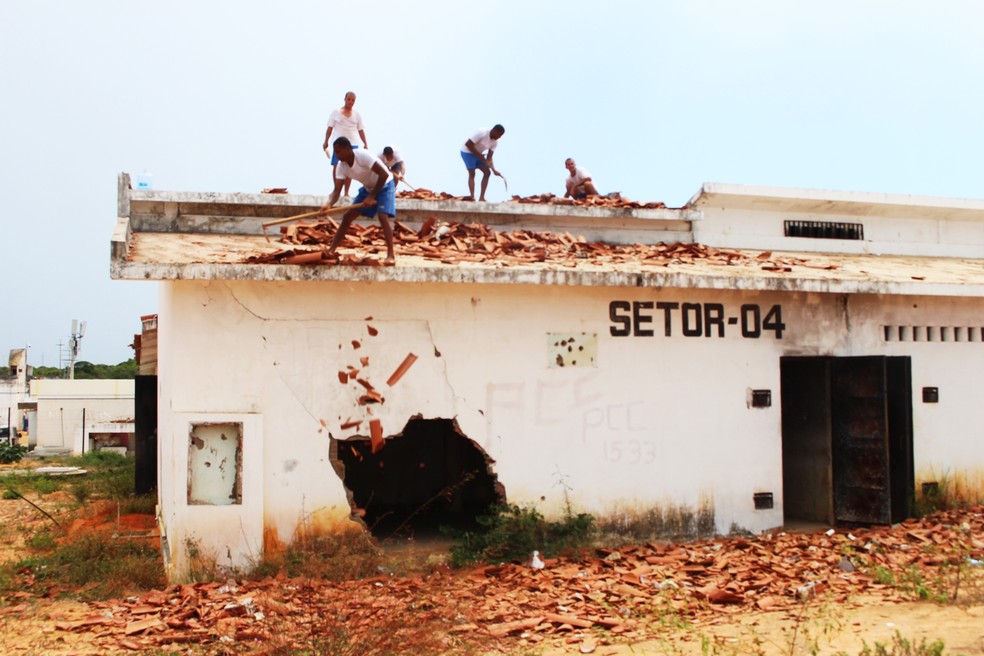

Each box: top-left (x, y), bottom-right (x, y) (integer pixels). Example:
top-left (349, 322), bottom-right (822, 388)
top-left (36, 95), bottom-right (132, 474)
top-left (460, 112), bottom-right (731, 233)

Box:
top-left (30, 379), bottom-right (135, 453)
top-left (156, 278), bottom-right (984, 577)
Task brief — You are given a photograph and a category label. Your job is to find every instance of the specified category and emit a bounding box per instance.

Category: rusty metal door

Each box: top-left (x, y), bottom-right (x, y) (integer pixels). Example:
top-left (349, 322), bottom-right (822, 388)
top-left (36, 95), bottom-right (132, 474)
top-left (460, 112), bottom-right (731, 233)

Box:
top-left (831, 357), bottom-right (891, 524)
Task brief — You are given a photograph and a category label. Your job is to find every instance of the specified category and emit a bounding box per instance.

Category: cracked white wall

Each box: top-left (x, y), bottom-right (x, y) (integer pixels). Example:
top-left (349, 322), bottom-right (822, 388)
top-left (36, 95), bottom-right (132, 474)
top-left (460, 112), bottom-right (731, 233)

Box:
top-left (156, 278), bottom-right (984, 578)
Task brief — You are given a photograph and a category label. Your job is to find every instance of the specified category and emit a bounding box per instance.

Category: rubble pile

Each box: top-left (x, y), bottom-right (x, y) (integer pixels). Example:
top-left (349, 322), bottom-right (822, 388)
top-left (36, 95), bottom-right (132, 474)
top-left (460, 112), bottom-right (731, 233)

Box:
top-left (509, 192), bottom-right (667, 210)
top-left (46, 507), bottom-right (983, 652)
top-left (246, 218), bottom-right (774, 269)
top-left (396, 188), bottom-right (464, 201)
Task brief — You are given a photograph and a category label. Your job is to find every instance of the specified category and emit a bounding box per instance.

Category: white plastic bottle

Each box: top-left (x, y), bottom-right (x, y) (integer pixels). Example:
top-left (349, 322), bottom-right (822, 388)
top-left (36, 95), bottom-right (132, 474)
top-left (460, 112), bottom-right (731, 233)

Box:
top-left (136, 170), bottom-right (154, 190)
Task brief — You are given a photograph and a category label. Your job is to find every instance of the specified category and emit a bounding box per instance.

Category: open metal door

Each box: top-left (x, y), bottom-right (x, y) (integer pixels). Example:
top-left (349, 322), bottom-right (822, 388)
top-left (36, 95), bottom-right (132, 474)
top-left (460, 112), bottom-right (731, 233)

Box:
top-left (831, 357), bottom-right (891, 524)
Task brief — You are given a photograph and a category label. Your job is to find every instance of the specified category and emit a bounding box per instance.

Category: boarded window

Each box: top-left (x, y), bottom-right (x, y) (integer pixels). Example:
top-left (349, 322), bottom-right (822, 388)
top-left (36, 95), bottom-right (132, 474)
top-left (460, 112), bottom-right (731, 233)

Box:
top-left (188, 423), bottom-right (243, 505)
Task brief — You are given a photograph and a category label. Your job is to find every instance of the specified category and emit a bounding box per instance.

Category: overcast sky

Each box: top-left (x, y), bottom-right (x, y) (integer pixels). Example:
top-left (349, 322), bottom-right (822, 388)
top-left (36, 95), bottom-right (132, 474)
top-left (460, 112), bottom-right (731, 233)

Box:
top-left (1, 1), bottom-right (982, 366)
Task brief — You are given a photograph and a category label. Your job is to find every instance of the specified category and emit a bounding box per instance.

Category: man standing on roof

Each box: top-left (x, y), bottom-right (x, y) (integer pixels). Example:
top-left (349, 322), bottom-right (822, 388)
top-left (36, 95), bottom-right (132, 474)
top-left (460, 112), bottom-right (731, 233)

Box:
top-left (378, 146), bottom-right (405, 185)
top-left (460, 125), bottom-right (504, 202)
top-left (321, 137), bottom-right (396, 266)
top-left (564, 158), bottom-right (599, 199)
top-left (323, 91), bottom-right (368, 197)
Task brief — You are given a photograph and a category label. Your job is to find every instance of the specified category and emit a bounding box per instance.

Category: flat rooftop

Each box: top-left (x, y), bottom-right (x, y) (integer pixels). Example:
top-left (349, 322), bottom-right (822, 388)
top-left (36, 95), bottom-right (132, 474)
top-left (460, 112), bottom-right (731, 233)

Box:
top-left (112, 174), bottom-right (984, 297)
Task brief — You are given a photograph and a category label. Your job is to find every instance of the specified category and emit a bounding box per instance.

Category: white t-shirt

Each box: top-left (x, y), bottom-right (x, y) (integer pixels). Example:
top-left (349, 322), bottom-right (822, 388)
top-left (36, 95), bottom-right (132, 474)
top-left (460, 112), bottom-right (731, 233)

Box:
top-left (461, 129), bottom-right (499, 154)
top-left (567, 166), bottom-right (592, 188)
top-left (377, 147), bottom-right (404, 167)
top-left (335, 149), bottom-right (390, 188)
top-left (327, 109), bottom-right (366, 145)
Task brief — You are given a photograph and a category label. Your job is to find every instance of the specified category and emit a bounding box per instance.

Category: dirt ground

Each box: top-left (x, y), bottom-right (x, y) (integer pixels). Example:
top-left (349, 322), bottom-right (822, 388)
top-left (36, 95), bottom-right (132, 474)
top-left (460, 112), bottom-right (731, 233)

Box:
top-left (0, 490), bottom-right (980, 655)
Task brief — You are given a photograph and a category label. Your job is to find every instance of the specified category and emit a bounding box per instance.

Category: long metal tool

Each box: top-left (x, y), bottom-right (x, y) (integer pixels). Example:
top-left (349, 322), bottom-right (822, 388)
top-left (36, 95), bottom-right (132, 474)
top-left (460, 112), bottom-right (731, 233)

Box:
top-left (492, 167), bottom-right (509, 192)
top-left (261, 204), bottom-right (359, 242)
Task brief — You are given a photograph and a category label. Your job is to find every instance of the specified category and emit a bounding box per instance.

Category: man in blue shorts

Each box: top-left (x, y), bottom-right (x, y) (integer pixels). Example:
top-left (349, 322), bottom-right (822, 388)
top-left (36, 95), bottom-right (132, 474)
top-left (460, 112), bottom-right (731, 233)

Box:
top-left (460, 124), bottom-right (505, 201)
top-left (321, 137), bottom-right (396, 265)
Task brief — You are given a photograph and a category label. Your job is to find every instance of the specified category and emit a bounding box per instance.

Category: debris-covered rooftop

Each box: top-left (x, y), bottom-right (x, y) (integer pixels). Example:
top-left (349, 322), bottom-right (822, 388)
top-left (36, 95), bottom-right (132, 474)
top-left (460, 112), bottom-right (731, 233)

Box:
top-left (112, 175), bottom-right (984, 297)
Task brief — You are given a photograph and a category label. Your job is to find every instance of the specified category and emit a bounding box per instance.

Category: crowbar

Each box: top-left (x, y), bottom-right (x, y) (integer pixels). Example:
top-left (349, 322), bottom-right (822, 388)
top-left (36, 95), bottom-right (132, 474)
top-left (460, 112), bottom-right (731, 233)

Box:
top-left (261, 204), bottom-right (359, 242)
top-left (492, 167), bottom-right (509, 192)
top-left (396, 176), bottom-right (418, 192)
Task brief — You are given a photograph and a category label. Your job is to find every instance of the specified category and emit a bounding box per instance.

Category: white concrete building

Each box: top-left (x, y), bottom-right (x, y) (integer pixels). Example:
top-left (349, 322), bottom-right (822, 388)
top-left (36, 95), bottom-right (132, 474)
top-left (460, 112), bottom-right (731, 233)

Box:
top-left (111, 174), bottom-right (984, 580)
top-left (29, 379), bottom-right (135, 454)
top-left (0, 349), bottom-right (30, 442)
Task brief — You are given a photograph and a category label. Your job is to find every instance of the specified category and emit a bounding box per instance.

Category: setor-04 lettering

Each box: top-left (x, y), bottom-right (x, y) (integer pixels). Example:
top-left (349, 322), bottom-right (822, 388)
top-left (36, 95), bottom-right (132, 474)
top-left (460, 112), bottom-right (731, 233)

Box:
top-left (609, 300), bottom-right (785, 339)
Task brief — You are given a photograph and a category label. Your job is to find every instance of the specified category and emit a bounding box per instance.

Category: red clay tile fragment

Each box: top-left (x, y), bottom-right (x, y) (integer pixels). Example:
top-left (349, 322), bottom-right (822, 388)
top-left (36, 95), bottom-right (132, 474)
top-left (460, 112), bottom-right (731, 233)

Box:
top-left (337, 371), bottom-right (348, 385)
top-left (386, 353), bottom-right (418, 387)
top-left (281, 251), bottom-right (323, 265)
top-left (369, 419), bottom-right (384, 454)
top-left (367, 325), bottom-right (378, 336)
top-left (360, 356), bottom-right (370, 367)
top-left (352, 340), bottom-right (361, 349)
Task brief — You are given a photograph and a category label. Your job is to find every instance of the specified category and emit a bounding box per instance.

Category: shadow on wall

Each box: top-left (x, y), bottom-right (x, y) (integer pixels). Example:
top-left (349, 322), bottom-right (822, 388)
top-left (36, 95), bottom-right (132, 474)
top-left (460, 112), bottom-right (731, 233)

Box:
top-left (330, 417), bottom-right (505, 541)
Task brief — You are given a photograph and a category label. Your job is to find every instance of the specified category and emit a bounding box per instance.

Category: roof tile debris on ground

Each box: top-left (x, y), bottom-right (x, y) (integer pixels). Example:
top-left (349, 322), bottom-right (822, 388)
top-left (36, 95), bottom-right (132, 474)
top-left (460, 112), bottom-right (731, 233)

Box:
top-left (44, 507), bottom-right (983, 653)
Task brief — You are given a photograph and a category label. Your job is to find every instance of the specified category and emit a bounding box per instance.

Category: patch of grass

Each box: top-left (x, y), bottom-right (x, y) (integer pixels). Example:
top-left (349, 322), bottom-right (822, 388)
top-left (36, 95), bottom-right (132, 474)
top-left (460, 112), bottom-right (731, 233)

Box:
top-left (913, 470), bottom-right (984, 516)
top-left (250, 529), bottom-right (382, 582)
top-left (444, 502), bottom-right (595, 567)
top-left (858, 631), bottom-right (945, 656)
top-left (26, 529), bottom-right (56, 551)
top-left (119, 493), bottom-right (157, 515)
top-left (0, 451), bottom-right (136, 502)
top-left (2, 531), bottom-right (164, 600)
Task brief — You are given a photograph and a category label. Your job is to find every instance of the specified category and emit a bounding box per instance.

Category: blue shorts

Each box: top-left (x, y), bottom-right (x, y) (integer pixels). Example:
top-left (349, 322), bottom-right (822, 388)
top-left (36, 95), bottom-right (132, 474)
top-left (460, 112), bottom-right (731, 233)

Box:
top-left (460, 150), bottom-right (489, 170)
top-left (331, 143), bottom-right (360, 165)
top-left (353, 179), bottom-right (396, 218)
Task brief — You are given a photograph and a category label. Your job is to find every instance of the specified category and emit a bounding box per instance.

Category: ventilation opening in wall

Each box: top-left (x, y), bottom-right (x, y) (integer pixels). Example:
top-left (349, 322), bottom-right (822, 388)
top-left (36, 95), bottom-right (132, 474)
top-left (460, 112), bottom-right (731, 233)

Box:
top-left (188, 422), bottom-right (243, 505)
top-left (330, 417), bottom-right (505, 541)
top-left (784, 220), bottom-right (863, 240)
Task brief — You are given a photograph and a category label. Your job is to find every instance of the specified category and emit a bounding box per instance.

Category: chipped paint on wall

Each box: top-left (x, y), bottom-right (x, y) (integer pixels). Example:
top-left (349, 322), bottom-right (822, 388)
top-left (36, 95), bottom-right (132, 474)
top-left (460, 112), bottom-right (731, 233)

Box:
top-left (548, 332), bottom-right (597, 368)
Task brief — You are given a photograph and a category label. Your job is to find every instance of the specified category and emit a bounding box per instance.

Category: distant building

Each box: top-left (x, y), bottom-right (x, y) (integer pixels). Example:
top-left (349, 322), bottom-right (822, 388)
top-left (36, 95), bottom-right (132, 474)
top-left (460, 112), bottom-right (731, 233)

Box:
top-left (112, 173), bottom-right (984, 581)
top-left (28, 379), bottom-right (135, 454)
top-left (0, 349), bottom-right (29, 443)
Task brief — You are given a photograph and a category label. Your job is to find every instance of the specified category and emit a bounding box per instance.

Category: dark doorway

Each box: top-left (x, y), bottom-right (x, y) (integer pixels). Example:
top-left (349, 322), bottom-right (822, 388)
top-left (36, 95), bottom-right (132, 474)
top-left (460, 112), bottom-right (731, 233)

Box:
top-left (780, 356), bottom-right (913, 526)
top-left (134, 375), bottom-right (158, 495)
top-left (331, 417), bottom-right (504, 541)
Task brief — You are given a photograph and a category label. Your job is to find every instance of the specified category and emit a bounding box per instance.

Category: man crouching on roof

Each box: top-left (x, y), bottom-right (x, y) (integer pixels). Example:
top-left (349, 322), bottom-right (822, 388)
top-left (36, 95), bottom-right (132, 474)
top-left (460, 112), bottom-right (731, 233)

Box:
top-left (321, 136), bottom-right (397, 265)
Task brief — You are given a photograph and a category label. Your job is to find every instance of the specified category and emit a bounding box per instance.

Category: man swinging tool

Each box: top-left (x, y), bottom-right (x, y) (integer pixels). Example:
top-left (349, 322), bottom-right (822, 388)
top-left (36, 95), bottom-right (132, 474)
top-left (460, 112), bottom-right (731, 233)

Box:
top-left (460, 124), bottom-right (505, 201)
top-left (321, 137), bottom-right (397, 265)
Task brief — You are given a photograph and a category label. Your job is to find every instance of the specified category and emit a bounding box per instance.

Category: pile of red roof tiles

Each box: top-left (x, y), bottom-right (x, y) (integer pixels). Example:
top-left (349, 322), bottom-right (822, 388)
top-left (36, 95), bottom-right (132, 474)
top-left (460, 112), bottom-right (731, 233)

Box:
top-left (47, 507), bottom-right (983, 653)
top-left (396, 188), bottom-right (465, 201)
top-left (246, 219), bottom-right (767, 269)
top-left (510, 193), bottom-right (667, 210)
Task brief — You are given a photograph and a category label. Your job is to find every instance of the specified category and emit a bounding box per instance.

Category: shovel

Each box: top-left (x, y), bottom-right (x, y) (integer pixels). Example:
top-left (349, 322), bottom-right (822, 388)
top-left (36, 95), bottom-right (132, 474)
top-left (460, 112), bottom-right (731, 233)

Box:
top-left (261, 204), bottom-right (359, 242)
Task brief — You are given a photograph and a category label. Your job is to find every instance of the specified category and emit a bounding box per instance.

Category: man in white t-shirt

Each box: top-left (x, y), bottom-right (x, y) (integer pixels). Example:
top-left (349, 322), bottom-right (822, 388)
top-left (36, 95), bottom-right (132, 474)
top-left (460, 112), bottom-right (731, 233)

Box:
top-left (460, 124), bottom-right (505, 201)
top-left (323, 91), bottom-right (368, 196)
top-left (378, 146), bottom-right (405, 185)
top-left (564, 158), bottom-right (599, 199)
top-left (321, 137), bottom-right (396, 265)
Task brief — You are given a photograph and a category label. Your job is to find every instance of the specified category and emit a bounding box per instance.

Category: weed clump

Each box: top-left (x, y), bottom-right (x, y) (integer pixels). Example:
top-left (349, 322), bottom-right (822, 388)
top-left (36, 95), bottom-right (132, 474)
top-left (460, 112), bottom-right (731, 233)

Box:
top-left (445, 502), bottom-right (595, 567)
top-left (4, 532), bottom-right (163, 599)
top-left (0, 443), bottom-right (27, 464)
top-left (250, 529), bottom-right (382, 582)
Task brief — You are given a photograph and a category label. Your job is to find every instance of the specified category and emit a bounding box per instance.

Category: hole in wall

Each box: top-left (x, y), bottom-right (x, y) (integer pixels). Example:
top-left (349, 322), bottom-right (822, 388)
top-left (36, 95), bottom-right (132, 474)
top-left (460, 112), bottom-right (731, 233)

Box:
top-left (330, 417), bottom-right (504, 541)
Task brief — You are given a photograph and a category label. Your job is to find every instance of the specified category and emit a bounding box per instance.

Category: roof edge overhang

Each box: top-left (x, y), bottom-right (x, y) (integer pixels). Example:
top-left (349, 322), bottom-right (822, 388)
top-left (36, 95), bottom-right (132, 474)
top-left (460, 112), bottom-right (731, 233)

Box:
top-left (110, 258), bottom-right (984, 298)
top-left (688, 182), bottom-right (984, 220)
